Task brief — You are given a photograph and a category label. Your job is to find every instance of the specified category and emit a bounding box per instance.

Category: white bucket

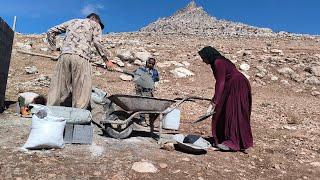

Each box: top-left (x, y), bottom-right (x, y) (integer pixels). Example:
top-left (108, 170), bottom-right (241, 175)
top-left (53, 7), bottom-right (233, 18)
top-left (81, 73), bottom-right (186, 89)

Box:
top-left (163, 109), bottom-right (180, 130)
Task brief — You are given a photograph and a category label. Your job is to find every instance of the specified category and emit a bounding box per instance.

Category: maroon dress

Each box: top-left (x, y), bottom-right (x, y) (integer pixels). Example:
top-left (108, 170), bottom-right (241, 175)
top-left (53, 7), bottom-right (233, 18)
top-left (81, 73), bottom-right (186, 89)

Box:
top-left (212, 59), bottom-right (253, 151)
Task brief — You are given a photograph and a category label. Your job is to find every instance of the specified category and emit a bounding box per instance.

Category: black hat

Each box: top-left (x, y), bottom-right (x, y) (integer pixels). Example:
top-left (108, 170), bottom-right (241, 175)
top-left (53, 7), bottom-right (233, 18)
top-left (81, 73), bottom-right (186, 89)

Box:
top-left (87, 13), bottom-right (104, 30)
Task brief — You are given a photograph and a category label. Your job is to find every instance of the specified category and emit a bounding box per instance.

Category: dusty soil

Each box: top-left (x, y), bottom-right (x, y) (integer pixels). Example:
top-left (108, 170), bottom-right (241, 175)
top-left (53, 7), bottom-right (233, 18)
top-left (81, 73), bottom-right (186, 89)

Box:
top-left (0, 34), bottom-right (320, 179)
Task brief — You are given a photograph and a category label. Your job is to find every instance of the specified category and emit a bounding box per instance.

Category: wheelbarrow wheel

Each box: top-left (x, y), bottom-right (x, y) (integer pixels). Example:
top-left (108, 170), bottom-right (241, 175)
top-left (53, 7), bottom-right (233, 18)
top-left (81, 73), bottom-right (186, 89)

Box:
top-left (104, 111), bottom-right (133, 139)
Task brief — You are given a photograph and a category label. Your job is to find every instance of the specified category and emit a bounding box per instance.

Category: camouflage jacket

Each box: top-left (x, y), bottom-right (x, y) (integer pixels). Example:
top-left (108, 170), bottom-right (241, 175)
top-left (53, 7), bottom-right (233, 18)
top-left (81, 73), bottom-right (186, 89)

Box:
top-left (47, 18), bottom-right (109, 60)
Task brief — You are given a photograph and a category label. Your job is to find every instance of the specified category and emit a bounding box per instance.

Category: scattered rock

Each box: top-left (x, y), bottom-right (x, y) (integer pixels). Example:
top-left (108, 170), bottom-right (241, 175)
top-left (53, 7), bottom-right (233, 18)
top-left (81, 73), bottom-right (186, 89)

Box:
top-left (134, 51), bottom-right (152, 62)
top-left (277, 67), bottom-right (294, 77)
top-left (240, 63), bottom-right (250, 71)
top-left (25, 66), bottom-right (38, 74)
top-left (310, 66), bottom-right (320, 77)
top-left (283, 125), bottom-right (297, 130)
top-left (40, 47), bottom-right (48, 52)
top-left (237, 50), bottom-right (252, 57)
top-left (304, 76), bottom-right (320, 85)
top-left (113, 57), bottom-right (125, 67)
top-left (132, 161), bottom-right (158, 173)
top-left (16, 42), bottom-right (32, 50)
top-left (311, 91), bottom-right (320, 97)
top-left (310, 162), bottom-right (320, 167)
top-left (271, 76), bottom-right (279, 81)
top-left (280, 80), bottom-right (290, 86)
top-left (182, 157), bottom-right (190, 162)
top-left (182, 61), bottom-right (191, 67)
top-left (270, 49), bottom-right (284, 56)
top-left (133, 59), bottom-right (143, 66)
top-left (120, 74), bottom-right (133, 81)
top-left (159, 163), bottom-right (168, 169)
top-left (161, 142), bottom-right (175, 151)
top-left (170, 67), bottom-right (194, 78)
top-left (116, 49), bottom-right (134, 62)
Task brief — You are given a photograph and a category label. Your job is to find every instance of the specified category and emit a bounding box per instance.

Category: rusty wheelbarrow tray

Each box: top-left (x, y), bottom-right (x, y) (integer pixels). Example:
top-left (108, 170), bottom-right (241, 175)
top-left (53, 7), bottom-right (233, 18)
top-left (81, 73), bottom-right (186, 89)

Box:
top-left (100, 94), bottom-right (211, 144)
top-left (108, 94), bottom-right (176, 112)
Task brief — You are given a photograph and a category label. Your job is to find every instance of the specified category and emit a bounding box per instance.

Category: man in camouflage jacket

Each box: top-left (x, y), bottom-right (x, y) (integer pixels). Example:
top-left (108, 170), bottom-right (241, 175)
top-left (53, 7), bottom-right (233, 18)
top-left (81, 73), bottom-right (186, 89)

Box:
top-left (46, 13), bottom-right (113, 109)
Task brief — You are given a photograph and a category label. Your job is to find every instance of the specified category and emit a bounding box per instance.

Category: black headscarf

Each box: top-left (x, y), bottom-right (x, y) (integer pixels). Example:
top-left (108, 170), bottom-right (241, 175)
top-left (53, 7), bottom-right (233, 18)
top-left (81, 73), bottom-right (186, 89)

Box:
top-left (198, 46), bottom-right (231, 72)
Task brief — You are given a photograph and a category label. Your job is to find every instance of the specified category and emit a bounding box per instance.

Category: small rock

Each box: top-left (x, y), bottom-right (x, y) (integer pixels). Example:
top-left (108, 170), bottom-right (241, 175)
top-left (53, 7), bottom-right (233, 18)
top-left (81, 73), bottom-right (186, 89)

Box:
top-left (94, 71), bottom-right (102, 76)
top-left (310, 162), bottom-right (320, 167)
top-left (304, 76), bottom-right (320, 85)
top-left (273, 164), bottom-right (281, 170)
top-left (182, 157), bottom-right (190, 162)
top-left (132, 161), bottom-right (158, 173)
top-left (48, 174), bottom-right (56, 178)
top-left (277, 67), bottom-right (294, 77)
top-left (133, 59), bottom-right (143, 66)
top-left (240, 63), bottom-right (250, 71)
top-left (161, 142), bottom-right (175, 151)
top-left (120, 74), bottom-right (133, 81)
top-left (311, 91), bottom-right (320, 97)
top-left (271, 76), bottom-right (279, 81)
top-left (310, 66), bottom-right (320, 77)
top-left (93, 171), bottom-right (102, 176)
top-left (40, 47), bottom-right (48, 52)
top-left (182, 61), bottom-right (191, 67)
top-left (115, 60), bottom-right (125, 67)
top-left (280, 80), bottom-right (290, 86)
top-left (283, 125), bottom-right (297, 130)
top-left (236, 50), bottom-right (252, 56)
top-left (159, 163), bottom-right (168, 169)
top-left (25, 66), bottom-right (38, 74)
top-left (170, 67), bottom-right (194, 78)
top-left (172, 169), bottom-right (181, 174)
top-left (270, 49), bottom-right (284, 56)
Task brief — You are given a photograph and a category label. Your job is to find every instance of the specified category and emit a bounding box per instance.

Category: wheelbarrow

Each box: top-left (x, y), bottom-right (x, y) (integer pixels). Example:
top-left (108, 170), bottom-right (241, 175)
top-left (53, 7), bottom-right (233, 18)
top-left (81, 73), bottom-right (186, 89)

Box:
top-left (100, 94), bottom-right (211, 143)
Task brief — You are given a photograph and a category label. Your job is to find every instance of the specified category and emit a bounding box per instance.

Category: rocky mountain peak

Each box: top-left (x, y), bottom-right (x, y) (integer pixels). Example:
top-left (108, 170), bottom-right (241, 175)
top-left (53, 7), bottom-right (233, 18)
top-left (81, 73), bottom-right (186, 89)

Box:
top-left (140, 1), bottom-right (275, 37)
top-left (180, 1), bottom-right (198, 12)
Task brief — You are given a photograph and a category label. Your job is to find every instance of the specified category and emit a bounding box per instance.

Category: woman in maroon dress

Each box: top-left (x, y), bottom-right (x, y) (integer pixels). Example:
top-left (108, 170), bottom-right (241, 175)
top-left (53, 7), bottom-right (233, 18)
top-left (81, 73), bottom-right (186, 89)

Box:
top-left (198, 46), bottom-right (253, 152)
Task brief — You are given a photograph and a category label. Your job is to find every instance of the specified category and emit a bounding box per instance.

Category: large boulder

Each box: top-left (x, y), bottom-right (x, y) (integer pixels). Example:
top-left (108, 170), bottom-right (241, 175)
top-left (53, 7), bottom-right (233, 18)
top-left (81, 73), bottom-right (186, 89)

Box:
top-left (115, 49), bottom-right (135, 62)
top-left (134, 51), bottom-right (152, 63)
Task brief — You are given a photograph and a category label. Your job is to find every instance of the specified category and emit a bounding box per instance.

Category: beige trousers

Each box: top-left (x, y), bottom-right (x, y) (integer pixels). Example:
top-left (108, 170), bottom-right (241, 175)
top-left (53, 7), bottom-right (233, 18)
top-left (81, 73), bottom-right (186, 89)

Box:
top-left (47, 54), bottom-right (92, 109)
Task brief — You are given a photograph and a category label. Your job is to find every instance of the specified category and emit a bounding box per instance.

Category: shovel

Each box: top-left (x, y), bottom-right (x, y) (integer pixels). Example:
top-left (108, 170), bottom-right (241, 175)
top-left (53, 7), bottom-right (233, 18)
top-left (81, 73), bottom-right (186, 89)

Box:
top-left (192, 111), bottom-right (215, 124)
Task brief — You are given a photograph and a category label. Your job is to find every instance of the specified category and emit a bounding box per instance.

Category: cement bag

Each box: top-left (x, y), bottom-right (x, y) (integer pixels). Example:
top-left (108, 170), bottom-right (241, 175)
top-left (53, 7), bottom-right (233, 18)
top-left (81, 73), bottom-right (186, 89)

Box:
top-left (30, 104), bottom-right (91, 124)
top-left (22, 110), bottom-right (66, 150)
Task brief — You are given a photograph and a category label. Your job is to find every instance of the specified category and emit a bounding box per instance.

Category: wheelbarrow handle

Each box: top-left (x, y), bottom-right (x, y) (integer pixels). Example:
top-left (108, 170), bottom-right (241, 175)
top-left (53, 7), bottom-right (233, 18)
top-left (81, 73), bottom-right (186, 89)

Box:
top-left (163, 96), bottom-right (211, 114)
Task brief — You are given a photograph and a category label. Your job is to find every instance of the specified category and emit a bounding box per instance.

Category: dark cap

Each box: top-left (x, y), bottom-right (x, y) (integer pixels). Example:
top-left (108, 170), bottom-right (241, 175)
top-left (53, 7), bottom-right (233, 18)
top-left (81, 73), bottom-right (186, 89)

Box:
top-left (87, 13), bottom-right (104, 30)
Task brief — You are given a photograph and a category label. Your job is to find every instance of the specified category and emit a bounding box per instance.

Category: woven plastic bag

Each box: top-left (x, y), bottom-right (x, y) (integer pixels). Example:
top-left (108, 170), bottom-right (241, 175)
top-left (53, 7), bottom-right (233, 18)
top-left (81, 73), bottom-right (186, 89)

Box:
top-left (22, 109), bottom-right (66, 150)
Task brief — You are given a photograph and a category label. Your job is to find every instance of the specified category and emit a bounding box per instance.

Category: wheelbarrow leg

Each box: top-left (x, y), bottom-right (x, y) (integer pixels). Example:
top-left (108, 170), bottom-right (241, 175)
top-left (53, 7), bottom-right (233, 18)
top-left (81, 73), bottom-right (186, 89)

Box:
top-left (158, 113), bottom-right (163, 145)
top-left (149, 113), bottom-right (158, 140)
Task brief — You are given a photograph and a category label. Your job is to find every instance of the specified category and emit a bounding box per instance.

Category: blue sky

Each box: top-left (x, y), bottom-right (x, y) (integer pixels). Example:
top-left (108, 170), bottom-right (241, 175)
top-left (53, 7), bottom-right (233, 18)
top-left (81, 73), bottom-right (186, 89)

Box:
top-left (0, 0), bottom-right (319, 35)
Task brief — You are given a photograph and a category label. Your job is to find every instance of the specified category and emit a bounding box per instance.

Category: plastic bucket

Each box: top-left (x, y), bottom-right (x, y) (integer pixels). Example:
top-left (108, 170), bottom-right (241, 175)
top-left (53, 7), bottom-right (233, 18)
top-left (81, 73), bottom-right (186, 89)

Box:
top-left (163, 109), bottom-right (180, 130)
